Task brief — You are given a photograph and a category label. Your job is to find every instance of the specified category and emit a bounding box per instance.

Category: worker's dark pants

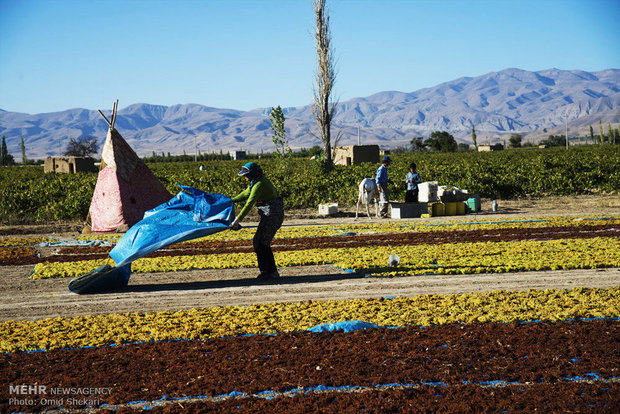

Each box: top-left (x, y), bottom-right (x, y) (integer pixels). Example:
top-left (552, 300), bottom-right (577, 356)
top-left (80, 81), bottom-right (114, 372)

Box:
top-left (253, 198), bottom-right (284, 275)
top-left (405, 189), bottom-right (419, 203)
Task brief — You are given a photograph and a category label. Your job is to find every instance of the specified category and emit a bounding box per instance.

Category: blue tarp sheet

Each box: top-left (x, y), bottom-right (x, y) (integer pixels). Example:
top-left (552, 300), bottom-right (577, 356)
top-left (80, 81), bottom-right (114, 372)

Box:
top-left (70, 185), bottom-right (234, 293)
top-left (110, 184), bottom-right (235, 268)
top-left (306, 321), bottom-right (382, 333)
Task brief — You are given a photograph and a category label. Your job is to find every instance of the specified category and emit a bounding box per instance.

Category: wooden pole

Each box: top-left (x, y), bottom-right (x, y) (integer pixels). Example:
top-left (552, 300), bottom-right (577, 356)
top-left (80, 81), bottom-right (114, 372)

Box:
top-left (111, 99), bottom-right (118, 130)
top-left (97, 110), bottom-right (111, 126)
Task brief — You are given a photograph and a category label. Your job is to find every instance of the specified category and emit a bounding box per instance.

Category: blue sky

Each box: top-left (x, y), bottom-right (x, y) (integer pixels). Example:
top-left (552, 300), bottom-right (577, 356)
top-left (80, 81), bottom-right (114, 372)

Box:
top-left (1, 0), bottom-right (619, 114)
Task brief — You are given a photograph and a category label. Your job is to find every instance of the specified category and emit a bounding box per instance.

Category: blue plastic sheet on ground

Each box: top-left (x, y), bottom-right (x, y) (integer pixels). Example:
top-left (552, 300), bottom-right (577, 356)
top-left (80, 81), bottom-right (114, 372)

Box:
top-left (69, 185), bottom-right (234, 294)
top-left (68, 264), bottom-right (132, 294)
top-left (574, 216), bottom-right (617, 221)
top-left (39, 239), bottom-right (113, 247)
top-left (109, 184), bottom-right (235, 268)
top-left (306, 321), bottom-right (381, 333)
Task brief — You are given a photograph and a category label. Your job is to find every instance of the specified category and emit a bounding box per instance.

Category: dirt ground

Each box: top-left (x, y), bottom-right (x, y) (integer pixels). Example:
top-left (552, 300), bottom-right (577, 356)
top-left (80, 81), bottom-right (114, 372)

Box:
top-left (1, 195), bottom-right (619, 322)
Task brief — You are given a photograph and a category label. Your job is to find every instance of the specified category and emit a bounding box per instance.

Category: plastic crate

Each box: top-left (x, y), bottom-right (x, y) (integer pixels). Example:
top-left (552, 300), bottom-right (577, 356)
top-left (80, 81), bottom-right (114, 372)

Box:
top-left (466, 195), bottom-right (481, 212)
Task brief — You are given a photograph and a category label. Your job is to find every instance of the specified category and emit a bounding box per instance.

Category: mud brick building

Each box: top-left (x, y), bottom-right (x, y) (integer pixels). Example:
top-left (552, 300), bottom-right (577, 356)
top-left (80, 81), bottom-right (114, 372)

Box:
top-left (44, 156), bottom-right (97, 173)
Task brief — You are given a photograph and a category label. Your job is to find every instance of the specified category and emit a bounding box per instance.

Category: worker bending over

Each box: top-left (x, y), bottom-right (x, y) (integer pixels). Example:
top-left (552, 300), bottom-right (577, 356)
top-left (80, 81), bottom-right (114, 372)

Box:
top-left (230, 162), bottom-right (284, 281)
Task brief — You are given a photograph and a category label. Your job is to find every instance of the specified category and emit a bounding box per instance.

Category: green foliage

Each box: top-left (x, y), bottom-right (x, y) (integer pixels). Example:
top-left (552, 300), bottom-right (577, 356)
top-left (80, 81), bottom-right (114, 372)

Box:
top-left (20, 136), bottom-right (27, 165)
top-left (0, 166), bottom-right (96, 223)
top-left (1, 136), bottom-right (15, 166)
top-left (0, 146), bottom-right (618, 224)
top-left (425, 131), bottom-right (458, 152)
top-left (509, 134), bottom-right (522, 148)
top-left (142, 151), bottom-right (231, 163)
top-left (410, 137), bottom-right (425, 152)
top-left (471, 125), bottom-right (477, 148)
top-left (296, 145), bottom-right (323, 158)
top-left (540, 135), bottom-right (566, 147)
top-left (269, 106), bottom-right (290, 160)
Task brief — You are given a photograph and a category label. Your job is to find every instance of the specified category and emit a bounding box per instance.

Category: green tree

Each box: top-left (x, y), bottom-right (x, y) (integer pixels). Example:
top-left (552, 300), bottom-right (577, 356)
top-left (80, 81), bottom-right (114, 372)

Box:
top-left (425, 131), bottom-right (458, 152)
top-left (1, 136), bottom-right (6, 165)
top-left (64, 136), bottom-right (99, 157)
top-left (0, 136), bottom-right (6, 165)
top-left (410, 136), bottom-right (426, 152)
top-left (599, 120), bottom-right (604, 144)
top-left (20, 136), bottom-right (28, 164)
top-left (608, 123), bottom-right (613, 145)
top-left (269, 105), bottom-right (291, 161)
top-left (471, 125), bottom-right (477, 149)
top-left (0, 136), bottom-right (15, 166)
top-left (540, 135), bottom-right (566, 147)
top-left (308, 145), bottom-right (322, 157)
top-left (509, 134), bottom-right (522, 148)
top-left (589, 125), bottom-right (594, 144)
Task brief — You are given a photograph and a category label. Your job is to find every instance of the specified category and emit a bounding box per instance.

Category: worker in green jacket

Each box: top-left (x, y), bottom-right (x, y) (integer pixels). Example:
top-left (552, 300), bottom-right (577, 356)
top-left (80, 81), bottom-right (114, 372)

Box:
top-left (230, 162), bottom-right (284, 281)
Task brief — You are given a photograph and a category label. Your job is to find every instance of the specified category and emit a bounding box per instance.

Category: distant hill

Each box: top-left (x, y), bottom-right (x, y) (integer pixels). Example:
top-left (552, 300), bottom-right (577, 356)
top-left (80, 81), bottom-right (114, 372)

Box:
top-left (1, 68), bottom-right (618, 161)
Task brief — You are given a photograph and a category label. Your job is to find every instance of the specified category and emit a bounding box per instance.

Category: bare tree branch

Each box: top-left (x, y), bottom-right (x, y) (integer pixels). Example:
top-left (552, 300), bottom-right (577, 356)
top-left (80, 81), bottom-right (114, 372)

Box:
top-left (330, 128), bottom-right (345, 160)
top-left (312, 0), bottom-right (337, 171)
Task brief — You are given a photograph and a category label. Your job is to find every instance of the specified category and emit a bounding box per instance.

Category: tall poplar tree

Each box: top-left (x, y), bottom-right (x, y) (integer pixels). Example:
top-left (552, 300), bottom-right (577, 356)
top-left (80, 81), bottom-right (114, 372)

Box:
top-left (1, 136), bottom-right (7, 166)
top-left (20, 136), bottom-right (27, 165)
top-left (312, 0), bottom-right (337, 172)
top-left (0, 136), bottom-right (14, 166)
top-left (270, 105), bottom-right (291, 169)
top-left (471, 125), bottom-right (478, 149)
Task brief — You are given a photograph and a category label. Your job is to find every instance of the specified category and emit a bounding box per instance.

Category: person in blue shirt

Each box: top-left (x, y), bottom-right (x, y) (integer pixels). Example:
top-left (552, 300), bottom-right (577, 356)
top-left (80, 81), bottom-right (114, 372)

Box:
top-left (375, 155), bottom-right (393, 218)
top-left (405, 162), bottom-right (422, 202)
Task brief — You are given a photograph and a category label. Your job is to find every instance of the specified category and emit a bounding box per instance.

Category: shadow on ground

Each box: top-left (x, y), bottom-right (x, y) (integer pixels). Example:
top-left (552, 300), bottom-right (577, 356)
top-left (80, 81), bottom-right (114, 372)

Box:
top-left (111, 272), bottom-right (364, 294)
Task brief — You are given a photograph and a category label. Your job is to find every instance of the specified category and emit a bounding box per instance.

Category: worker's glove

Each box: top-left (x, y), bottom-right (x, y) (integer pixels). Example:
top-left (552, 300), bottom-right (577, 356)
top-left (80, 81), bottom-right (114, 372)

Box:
top-left (230, 218), bottom-right (241, 231)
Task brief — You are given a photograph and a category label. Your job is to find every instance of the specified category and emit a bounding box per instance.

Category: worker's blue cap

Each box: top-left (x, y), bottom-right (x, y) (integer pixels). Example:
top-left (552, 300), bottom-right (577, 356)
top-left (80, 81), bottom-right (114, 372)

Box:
top-left (382, 156), bottom-right (392, 163)
top-left (238, 162), bottom-right (260, 176)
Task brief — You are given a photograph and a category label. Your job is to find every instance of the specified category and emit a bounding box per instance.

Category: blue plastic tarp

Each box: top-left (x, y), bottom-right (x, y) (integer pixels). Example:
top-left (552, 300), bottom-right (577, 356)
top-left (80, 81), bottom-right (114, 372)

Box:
top-left (109, 184), bottom-right (235, 268)
top-left (306, 321), bottom-right (382, 333)
top-left (68, 264), bottom-right (132, 294)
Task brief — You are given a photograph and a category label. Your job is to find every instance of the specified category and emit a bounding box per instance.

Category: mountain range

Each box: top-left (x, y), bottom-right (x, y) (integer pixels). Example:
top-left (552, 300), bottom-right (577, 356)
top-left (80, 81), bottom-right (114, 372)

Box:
top-left (1, 68), bottom-right (618, 161)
